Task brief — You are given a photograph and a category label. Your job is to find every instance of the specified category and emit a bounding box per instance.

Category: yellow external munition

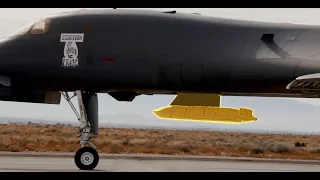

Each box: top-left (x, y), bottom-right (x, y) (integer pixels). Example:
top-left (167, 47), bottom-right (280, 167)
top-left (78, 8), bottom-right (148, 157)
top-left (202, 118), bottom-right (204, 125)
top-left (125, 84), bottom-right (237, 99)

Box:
top-left (153, 93), bottom-right (258, 124)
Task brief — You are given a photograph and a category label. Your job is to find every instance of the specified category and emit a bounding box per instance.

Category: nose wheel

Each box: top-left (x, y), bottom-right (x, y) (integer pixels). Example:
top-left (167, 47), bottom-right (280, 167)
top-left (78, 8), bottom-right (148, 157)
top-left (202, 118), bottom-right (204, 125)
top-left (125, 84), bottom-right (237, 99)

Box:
top-left (75, 147), bottom-right (99, 170)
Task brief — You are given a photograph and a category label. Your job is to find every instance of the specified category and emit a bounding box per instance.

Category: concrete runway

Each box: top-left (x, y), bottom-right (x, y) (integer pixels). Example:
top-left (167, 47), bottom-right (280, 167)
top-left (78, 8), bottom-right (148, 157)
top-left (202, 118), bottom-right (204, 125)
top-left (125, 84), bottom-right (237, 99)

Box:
top-left (0, 156), bottom-right (319, 172)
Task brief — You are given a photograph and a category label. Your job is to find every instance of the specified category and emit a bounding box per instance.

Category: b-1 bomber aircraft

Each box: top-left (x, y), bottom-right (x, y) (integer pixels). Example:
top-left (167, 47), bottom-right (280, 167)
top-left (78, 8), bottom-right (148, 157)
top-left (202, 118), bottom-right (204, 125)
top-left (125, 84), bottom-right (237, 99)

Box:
top-left (0, 9), bottom-right (318, 170)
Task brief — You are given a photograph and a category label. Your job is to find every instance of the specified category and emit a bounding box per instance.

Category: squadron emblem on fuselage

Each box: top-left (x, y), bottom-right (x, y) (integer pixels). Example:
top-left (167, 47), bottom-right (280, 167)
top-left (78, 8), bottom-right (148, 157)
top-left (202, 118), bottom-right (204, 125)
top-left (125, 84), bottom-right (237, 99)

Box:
top-left (60, 33), bottom-right (84, 67)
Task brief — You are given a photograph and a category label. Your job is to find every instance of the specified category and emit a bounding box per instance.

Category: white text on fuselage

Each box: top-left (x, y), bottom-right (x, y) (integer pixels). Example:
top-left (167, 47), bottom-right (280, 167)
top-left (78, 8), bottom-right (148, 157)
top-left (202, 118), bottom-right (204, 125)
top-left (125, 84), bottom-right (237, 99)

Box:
top-left (60, 33), bottom-right (84, 42)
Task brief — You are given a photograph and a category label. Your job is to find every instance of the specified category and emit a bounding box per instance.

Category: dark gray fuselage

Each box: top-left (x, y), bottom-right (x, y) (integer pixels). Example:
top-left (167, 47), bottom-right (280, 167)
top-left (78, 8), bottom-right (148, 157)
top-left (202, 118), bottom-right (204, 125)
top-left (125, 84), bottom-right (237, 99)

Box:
top-left (0, 9), bottom-right (320, 97)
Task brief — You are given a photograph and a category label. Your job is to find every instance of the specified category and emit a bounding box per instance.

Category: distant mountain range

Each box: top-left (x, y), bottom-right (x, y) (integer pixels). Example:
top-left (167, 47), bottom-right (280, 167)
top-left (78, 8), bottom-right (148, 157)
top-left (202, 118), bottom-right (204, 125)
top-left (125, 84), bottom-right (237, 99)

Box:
top-left (1, 95), bottom-right (320, 136)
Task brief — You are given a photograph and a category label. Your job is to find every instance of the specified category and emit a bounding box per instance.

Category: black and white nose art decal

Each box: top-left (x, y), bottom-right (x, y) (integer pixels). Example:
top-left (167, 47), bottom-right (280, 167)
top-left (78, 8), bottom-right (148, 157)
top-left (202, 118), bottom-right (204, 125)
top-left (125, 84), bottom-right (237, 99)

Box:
top-left (60, 33), bottom-right (84, 68)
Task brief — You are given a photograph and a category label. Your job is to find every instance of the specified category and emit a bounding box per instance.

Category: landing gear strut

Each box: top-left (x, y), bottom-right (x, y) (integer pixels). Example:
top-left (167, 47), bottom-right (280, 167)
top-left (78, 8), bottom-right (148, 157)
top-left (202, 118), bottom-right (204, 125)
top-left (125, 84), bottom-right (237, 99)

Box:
top-left (61, 90), bottom-right (99, 170)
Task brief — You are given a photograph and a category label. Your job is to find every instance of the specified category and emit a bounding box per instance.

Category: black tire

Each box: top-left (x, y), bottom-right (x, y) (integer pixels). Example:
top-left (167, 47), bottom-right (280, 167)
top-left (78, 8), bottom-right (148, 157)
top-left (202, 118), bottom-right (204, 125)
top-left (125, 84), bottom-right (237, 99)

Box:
top-left (74, 147), bottom-right (99, 170)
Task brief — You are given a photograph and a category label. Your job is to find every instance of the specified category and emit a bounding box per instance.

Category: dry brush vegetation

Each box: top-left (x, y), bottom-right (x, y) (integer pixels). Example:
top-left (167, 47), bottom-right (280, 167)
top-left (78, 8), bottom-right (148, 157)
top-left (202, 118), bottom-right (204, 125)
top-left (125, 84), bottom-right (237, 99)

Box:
top-left (0, 123), bottom-right (319, 160)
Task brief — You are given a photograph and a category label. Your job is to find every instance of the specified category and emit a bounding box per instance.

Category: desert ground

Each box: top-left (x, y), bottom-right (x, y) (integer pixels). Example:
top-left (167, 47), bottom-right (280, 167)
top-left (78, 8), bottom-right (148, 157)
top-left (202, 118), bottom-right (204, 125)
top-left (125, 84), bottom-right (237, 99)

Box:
top-left (0, 123), bottom-right (319, 160)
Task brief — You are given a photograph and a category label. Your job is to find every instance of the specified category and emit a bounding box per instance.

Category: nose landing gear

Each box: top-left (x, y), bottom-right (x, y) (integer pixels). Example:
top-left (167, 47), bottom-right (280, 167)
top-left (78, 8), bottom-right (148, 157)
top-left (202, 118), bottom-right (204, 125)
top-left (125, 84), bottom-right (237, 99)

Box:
top-left (61, 90), bottom-right (99, 170)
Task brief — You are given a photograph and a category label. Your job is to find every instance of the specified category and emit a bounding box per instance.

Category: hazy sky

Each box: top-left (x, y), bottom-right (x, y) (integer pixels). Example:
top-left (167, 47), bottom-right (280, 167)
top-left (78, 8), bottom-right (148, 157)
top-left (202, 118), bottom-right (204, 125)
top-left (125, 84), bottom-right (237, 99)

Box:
top-left (1, 8), bottom-right (320, 132)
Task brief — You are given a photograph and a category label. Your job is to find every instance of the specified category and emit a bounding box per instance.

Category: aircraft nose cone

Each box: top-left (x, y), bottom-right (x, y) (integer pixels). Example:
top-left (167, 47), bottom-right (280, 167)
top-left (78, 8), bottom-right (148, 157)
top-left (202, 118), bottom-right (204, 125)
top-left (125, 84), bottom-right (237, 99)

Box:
top-left (0, 37), bottom-right (6, 48)
top-left (0, 36), bottom-right (25, 56)
top-left (0, 36), bottom-right (12, 50)
top-left (0, 38), bottom-right (7, 57)
top-left (0, 37), bottom-right (11, 55)
top-left (0, 37), bottom-right (22, 72)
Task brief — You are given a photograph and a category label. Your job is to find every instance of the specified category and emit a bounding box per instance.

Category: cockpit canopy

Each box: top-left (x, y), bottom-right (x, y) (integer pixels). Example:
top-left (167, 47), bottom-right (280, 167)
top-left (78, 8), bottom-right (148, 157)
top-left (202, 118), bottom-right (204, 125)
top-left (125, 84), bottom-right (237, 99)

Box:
top-left (6, 19), bottom-right (51, 37)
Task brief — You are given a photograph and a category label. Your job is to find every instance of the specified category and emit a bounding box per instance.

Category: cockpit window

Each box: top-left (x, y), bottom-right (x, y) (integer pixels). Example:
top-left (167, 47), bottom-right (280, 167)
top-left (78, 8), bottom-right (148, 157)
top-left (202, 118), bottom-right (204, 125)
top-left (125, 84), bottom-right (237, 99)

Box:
top-left (29, 19), bottom-right (51, 35)
top-left (5, 19), bottom-right (51, 37)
